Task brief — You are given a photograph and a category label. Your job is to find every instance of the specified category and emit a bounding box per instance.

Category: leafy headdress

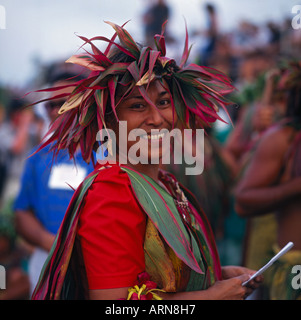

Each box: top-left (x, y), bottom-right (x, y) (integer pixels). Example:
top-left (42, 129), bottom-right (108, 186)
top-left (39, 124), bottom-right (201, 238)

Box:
top-left (33, 21), bottom-right (234, 164)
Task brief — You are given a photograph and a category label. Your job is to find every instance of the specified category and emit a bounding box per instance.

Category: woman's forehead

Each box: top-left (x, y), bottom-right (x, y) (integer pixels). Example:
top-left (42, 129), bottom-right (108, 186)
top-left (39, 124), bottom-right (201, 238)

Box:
top-left (117, 79), bottom-right (169, 99)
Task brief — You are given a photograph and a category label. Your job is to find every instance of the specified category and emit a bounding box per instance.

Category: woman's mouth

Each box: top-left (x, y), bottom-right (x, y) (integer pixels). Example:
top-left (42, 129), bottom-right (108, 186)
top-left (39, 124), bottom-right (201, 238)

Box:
top-left (139, 130), bottom-right (168, 141)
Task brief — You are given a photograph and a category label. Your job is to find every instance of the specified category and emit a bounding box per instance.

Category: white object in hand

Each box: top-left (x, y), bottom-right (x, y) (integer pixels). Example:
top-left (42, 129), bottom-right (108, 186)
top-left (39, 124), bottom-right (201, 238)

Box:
top-left (242, 242), bottom-right (294, 286)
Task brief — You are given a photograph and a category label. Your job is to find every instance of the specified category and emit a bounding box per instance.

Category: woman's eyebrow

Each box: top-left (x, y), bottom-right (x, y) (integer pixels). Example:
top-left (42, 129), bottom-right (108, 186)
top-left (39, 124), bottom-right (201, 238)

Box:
top-left (120, 90), bottom-right (169, 101)
top-left (121, 94), bottom-right (144, 101)
top-left (159, 91), bottom-right (169, 96)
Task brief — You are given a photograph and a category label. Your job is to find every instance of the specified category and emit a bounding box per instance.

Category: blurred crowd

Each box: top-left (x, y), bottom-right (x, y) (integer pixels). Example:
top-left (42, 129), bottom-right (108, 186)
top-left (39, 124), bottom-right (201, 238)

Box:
top-left (0, 1), bottom-right (300, 300)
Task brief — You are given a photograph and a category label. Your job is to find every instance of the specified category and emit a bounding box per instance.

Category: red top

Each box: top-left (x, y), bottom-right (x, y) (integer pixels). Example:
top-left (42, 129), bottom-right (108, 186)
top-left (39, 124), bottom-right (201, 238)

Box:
top-left (77, 164), bottom-right (147, 290)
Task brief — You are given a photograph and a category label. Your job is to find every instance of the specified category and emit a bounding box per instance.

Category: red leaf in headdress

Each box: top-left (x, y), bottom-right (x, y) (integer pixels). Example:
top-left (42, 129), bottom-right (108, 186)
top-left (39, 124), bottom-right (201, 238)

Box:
top-left (154, 20), bottom-right (167, 56)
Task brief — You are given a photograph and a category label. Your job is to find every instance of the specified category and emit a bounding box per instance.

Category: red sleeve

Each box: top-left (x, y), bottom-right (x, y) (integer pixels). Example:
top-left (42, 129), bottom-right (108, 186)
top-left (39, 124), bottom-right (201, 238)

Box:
top-left (77, 165), bottom-right (146, 290)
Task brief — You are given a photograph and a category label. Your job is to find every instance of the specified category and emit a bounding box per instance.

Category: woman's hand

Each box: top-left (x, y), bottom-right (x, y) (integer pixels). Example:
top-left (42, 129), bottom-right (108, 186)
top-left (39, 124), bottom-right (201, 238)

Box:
top-left (160, 266), bottom-right (263, 300)
top-left (204, 265), bottom-right (264, 300)
top-left (206, 274), bottom-right (251, 300)
top-left (221, 265), bottom-right (264, 295)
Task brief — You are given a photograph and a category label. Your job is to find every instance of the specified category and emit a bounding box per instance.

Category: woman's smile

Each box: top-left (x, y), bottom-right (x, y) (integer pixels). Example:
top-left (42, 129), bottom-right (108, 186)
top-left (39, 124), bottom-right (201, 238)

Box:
top-left (139, 130), bottom-right (168, 141)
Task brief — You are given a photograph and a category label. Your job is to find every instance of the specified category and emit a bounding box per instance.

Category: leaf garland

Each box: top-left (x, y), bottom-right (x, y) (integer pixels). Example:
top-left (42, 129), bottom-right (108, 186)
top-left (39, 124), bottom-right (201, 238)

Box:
top-left (30, 20), bottom-right (234, 163)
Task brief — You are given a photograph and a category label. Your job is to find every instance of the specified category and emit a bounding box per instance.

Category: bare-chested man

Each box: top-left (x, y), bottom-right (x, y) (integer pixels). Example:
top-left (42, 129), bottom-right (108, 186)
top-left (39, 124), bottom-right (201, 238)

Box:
top-left (234, 61), bottom-right (301, 300)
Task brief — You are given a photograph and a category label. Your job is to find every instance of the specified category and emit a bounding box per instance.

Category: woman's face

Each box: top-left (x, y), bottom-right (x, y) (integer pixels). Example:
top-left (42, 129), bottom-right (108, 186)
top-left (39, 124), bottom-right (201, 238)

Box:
top-left (109, 79), bottom-right (178, 163)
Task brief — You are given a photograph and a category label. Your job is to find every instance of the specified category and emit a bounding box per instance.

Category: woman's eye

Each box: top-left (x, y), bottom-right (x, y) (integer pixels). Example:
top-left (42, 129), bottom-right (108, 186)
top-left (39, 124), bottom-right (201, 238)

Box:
top-left (158, 99), bottom-right (171, 107)
top-left (129, 104), bottom-right (145, 110)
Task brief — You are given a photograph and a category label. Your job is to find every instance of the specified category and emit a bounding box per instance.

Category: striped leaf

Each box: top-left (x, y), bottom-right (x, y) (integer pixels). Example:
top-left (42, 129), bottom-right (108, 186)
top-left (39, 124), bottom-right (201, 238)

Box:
top-left (121, 166), bottom-right (204, 274)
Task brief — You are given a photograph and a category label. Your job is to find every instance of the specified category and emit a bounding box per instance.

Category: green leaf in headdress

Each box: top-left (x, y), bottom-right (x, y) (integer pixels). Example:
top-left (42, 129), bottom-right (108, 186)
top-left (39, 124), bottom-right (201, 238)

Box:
top-left (105, 21), bottom-right (140, 59)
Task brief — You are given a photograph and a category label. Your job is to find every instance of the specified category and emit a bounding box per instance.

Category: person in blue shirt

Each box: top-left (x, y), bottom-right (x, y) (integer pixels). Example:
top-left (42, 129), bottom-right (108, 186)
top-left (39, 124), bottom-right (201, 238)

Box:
top-left (14, 74), bottom-right (94, 294)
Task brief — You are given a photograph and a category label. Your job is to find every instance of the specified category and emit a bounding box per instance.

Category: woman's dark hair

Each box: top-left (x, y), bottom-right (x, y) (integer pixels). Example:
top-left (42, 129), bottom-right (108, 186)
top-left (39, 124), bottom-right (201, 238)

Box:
top-left (108, 45), bottom-right (138, 64)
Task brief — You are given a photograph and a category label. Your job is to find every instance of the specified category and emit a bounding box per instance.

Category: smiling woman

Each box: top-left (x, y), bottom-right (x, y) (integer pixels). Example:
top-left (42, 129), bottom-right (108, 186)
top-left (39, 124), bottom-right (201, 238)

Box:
top-left (107, 79), bottom-right (176, 175)
top-left (31, 21), bottom-right (263, 300)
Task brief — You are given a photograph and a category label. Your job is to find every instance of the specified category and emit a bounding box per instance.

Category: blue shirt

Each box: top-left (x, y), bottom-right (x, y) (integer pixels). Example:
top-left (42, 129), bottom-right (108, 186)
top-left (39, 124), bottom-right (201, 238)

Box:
top-left (14, 146), bottom-right (94, 234)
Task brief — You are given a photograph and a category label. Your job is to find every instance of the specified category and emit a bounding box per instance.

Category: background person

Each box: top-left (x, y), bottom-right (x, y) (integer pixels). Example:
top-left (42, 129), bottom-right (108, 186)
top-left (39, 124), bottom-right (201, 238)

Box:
top-left (235, 61), bottom-right (301, 300)
top-left (13, 73), bottom-right (94, 295)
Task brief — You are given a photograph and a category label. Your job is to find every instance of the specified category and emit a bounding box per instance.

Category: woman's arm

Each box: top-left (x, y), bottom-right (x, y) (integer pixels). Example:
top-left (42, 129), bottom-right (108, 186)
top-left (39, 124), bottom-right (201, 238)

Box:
top-left (235, 127), bottom-right (301, 217)
top-left (88, 271), bottom-right (259, 300)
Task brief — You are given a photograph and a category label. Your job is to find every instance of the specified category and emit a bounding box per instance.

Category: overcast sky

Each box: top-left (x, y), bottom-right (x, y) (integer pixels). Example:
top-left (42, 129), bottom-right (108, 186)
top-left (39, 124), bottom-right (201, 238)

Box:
top-left (0, 0), bottom-right (299, 87)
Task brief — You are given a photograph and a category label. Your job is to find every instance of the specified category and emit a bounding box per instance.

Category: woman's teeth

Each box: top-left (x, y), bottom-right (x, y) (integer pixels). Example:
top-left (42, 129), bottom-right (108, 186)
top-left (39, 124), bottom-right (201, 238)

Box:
top-left (140, 132), bottom-right (166, 140)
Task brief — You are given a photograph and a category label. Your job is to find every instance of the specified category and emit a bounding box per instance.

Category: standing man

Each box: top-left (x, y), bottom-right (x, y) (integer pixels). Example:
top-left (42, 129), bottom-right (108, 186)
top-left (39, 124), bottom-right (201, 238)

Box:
top-left (14, 73), bottom-right (94, 295)
top-left (143, 0), bottom-right (170, 47)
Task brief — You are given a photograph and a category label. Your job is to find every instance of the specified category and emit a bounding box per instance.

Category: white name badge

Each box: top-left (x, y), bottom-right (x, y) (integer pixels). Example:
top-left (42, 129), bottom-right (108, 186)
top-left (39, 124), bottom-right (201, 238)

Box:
top-left (48, 164), bottom-right (87, 190)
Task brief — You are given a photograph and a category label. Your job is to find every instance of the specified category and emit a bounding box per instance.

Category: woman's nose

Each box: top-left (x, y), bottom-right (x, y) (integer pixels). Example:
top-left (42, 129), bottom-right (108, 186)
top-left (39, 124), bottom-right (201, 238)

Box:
top-left (145, 104), bottom-right (164, 127)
